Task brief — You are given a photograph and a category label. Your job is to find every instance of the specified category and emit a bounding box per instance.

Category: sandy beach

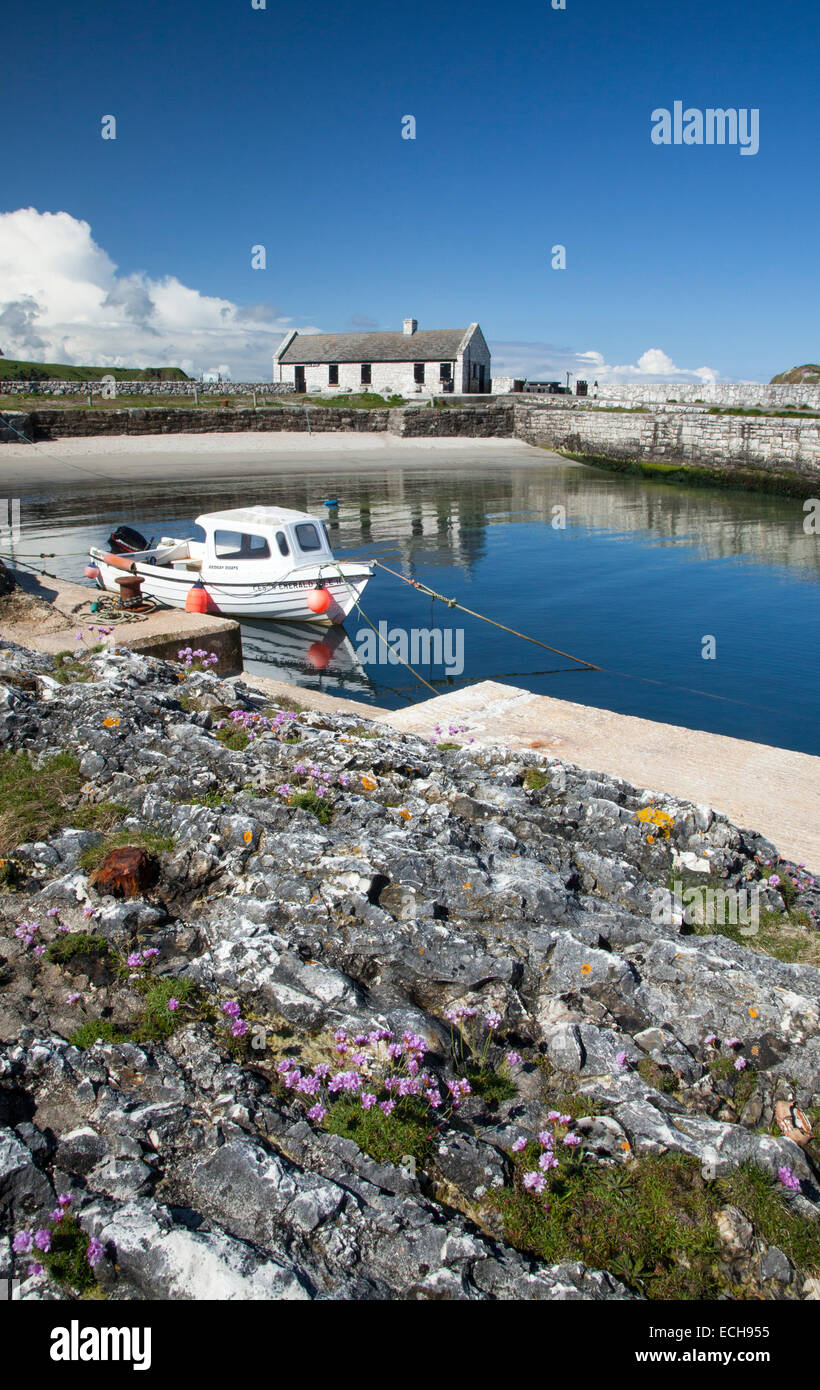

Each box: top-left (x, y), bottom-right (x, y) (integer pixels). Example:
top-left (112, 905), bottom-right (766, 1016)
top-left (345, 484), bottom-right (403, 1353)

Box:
top-left (0, 431), bottom-right (550, 487)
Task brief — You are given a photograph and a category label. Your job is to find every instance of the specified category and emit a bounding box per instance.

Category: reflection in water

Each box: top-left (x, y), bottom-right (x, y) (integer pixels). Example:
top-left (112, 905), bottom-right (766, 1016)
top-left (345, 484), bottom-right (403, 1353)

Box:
top-left (9, 457), bottom-right (820, 753)
top-left (240, 620), bottom-right (373, 698)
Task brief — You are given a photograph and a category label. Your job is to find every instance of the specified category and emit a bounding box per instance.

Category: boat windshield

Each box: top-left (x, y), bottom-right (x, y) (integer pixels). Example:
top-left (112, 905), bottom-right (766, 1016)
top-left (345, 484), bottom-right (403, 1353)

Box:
top-left (213, 529), bottom-right (271, 560)
top-left (294, 523), bottom-right (323, 553)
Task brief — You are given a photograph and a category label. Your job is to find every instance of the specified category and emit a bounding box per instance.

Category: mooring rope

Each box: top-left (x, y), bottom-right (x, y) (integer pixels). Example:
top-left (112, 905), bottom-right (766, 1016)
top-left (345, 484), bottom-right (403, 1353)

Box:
top-left (365, 558), bottom-right (816, 723)
top-left (371, 560), bottom-right (600, 668)
top-left (316, 561), bottom-right (438, 696)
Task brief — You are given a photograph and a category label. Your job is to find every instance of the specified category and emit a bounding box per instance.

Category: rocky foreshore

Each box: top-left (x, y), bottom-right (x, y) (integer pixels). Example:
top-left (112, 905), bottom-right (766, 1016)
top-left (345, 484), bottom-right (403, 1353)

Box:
top-left (1, 641), bottom-right (820, 1301)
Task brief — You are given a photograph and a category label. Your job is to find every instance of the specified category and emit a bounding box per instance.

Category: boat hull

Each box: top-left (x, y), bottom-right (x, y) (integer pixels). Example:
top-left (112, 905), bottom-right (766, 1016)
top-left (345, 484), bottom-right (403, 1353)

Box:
top-left (92, 557), bottom-right (372, 623)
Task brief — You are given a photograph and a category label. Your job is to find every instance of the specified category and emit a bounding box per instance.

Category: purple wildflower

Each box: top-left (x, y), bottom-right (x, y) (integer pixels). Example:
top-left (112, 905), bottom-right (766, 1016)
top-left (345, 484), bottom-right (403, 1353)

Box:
top-left (86, 1238), bottom-right (104, 1267)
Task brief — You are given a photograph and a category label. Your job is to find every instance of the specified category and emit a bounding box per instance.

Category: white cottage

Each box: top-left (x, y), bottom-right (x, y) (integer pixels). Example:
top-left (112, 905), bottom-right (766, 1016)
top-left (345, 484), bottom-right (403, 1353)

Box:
top-left (273, 319), bottom-right (491, 396)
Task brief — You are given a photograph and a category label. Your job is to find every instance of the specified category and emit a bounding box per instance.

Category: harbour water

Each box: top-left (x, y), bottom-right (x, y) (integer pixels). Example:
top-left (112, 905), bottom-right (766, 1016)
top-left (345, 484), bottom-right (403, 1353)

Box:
top-left (6, 444), bottom-right (820, 754)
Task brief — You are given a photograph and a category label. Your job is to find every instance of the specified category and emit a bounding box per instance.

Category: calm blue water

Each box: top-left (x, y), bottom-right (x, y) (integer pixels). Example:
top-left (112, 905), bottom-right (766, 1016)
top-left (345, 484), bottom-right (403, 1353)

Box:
top-left (9, 454), bottom-right (820, 754)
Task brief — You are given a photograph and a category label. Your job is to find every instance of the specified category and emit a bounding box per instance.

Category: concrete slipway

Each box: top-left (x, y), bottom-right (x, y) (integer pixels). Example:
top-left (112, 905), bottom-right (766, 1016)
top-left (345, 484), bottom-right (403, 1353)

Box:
top-left (2, 568), bottom-right (818, 871)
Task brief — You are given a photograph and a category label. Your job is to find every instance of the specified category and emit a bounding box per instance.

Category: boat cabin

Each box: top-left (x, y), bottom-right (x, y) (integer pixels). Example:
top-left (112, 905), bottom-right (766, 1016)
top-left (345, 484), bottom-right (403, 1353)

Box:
top-left (158, 506), bottom-right (336, 579)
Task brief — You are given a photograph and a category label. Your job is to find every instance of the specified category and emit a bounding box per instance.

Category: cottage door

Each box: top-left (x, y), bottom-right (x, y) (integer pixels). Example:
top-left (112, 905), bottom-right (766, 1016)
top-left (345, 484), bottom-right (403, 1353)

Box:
top-left (294, 366), bottom-right (306, 392)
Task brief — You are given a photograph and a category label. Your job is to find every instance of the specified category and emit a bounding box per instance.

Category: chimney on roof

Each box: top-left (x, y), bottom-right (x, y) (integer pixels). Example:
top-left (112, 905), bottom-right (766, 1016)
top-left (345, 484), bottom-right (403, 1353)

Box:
top-left (402, 318), bottom-right (418, 336)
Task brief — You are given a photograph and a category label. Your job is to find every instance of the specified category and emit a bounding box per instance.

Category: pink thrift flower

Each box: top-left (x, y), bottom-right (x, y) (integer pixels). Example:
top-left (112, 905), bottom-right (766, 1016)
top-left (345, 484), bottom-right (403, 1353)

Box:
top-left (86, 1238), bottom-right (104, 1267)
top-left (523, 1171), bottom-right (546, 1194)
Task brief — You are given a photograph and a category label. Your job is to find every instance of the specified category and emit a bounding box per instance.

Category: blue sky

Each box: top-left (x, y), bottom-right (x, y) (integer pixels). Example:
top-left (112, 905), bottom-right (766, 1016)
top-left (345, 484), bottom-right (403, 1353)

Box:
top-left (1, 0), bottom-right (817, 381)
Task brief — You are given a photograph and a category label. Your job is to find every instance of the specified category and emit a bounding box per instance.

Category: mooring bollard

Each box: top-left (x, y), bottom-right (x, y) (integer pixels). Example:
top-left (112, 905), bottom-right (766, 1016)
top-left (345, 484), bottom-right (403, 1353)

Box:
top-left (114, 571), bottom-right (144, 608)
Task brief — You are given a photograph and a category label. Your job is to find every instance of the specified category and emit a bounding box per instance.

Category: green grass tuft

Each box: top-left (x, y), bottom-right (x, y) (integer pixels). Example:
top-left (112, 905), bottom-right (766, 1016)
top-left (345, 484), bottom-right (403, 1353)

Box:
top-left (78, 830), bottom-right (176, 876)
top-left (523, 767), bottom-right (549, 790)
top-left (492, 1151), bottom-right (819, 1299)
top-left (324, 1094), bottom-right (434, 1168)
top-left (288, 788), bottom-right (334, 825)
top-left (46, 932), bottom-right (112, 966)
top-left (42, 1213), bottom-right (100, 1294)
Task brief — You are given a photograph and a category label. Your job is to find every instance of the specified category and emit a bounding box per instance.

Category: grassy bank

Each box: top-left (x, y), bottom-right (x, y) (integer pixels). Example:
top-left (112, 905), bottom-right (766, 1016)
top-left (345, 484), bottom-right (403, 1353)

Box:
top-left (556, 449), bottom-right (818, 499)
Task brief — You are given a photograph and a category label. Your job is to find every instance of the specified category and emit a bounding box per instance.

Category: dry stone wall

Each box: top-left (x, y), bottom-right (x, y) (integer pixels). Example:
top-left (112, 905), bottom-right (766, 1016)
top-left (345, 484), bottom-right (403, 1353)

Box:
top-left (514, 402), bottom-right (820, 480)
top-left (589, 382), bottom-right (820, 410)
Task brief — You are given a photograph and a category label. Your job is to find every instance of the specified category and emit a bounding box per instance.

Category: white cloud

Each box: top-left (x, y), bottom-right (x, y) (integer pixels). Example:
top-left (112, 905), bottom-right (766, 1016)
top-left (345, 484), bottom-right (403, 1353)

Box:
top-left (0, 208), bottom-right (317, 379)
top-left (0, 210), bottom-right (724, 386)
top-left (491, 340), bottom-right (721, 385)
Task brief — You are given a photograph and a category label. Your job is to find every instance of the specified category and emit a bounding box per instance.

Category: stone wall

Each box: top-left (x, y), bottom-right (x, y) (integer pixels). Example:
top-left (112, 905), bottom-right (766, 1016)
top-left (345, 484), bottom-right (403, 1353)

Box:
top-left (5, 399), bottom-right (820, 485)
top-left (514, 401), bottom-right (820, 481)
top-left (395, 403), bottom-right (515, 437)
top-left (574, 382), bottom-right (820, 411)
top-left (26, 405), bottom-right (393, 439)
top-left (0, 412), bottom-right (31, 442)
top-left (20, 402), bottom-right (515, 442)
top-left (0, 380), bottom-right (295, 398)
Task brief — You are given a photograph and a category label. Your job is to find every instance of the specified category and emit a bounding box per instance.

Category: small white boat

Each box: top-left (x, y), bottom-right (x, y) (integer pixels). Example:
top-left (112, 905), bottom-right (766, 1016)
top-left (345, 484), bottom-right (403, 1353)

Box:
top-left (89, 506), bottom-right (373, 624)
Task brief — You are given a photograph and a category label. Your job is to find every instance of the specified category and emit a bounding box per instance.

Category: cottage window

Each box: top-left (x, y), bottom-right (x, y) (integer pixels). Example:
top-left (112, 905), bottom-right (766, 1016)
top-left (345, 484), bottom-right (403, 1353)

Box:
top-left (414, 362), bottom-right (425, 384)
top-left (439, 362), bottom-right (451, 382)
top-left (328, 364), bottom-right (339, 385)
top-left (361, 363), bottom-right (372, 385)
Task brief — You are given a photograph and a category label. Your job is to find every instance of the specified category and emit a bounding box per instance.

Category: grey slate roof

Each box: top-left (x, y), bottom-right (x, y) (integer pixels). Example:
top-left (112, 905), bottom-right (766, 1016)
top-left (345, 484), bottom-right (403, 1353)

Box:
top-left (278, 329), bottom-right (468, 364)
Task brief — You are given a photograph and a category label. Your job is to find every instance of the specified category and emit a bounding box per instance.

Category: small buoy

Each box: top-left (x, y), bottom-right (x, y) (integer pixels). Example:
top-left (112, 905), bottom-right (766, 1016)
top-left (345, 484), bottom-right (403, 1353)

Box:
top-left (85, 565), bottom-right (100, 580)
top-left (306, 585), bottom-right (331, 614)
top-left (307, 640), bottom-right (332, 670)
top-left (186, 580), bottom-right (210, 614)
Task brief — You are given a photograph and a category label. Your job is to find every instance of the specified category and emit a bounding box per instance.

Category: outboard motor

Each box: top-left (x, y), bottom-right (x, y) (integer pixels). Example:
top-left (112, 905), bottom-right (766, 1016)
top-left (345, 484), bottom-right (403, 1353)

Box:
top-left (107, 525), bottom-right (150, 555)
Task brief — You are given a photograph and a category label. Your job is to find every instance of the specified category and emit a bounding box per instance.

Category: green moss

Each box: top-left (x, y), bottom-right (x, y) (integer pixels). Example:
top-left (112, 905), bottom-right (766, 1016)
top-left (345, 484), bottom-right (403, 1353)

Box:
top-left (637, 1057), bottom-right (680, 1095)
top-left (466, 1066), bottom-right (517, 1104)
top-left (325, 1094), bottom-right (434, 1168)
top-left (78, 830), bottom-right (176, 875)
top-left (523, 768), bottom-right (549, 791)
top-left (556, 450), bottom-right (817, 499)
top-left (46, 932), bottom-right (112, 966)
top-left (216, 727), bottom-right (250, 751)
top-left (70, 976), bottom-right (200, 1048)
top-left (69, 1019), bottom-right (130, 1050)
top-left (706, 1055), bottom-right (758, 1110)
top-left (0, 750), bottom-right (127, 856)
top-left (129, 975), bottom-right (200, 1042)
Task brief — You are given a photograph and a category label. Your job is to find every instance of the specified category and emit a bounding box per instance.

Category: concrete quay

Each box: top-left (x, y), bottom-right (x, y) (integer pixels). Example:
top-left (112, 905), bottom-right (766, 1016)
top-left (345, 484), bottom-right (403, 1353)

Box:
top-left (237, 675), bottom-right (820, 871)
top-left (1, 567), bottom-right (242, 674)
